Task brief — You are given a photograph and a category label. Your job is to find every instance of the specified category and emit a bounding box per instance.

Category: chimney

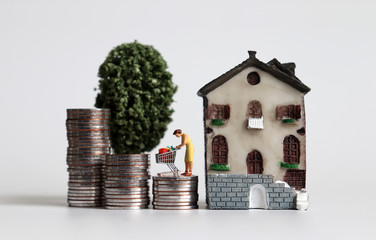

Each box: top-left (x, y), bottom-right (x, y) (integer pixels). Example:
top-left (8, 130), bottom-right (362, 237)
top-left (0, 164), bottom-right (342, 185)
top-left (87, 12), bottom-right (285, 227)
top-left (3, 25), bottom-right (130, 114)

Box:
top-left (282, 62), bottom-right (296, 74)
top-left (248, 50), bottom-right (257, 59)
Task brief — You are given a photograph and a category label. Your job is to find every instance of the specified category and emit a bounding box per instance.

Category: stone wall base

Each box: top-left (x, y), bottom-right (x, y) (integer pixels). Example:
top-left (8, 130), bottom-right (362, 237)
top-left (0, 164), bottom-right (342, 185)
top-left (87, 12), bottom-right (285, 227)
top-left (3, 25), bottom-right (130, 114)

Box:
top-left (207, 174), bottom-right (297, 210)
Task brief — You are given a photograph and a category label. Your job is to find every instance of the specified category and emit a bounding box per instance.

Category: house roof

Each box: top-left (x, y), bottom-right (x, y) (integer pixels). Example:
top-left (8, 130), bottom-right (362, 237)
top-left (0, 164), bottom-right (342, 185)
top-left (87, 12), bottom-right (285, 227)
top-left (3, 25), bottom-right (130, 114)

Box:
top-left (197, 51), bottom-right (311, 96)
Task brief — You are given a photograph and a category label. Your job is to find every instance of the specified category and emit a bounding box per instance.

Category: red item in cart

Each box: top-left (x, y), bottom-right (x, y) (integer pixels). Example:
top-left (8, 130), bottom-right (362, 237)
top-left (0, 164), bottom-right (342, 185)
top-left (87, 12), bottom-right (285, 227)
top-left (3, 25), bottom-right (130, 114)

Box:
top-left (159, 148), bottom-right (169, 154)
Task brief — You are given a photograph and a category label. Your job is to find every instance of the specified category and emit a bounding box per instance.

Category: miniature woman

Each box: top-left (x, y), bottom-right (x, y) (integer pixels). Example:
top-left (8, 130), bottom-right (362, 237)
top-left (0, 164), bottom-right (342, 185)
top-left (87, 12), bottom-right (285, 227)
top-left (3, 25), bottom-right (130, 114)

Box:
top-left (173, 129), bottom-right (194, 176)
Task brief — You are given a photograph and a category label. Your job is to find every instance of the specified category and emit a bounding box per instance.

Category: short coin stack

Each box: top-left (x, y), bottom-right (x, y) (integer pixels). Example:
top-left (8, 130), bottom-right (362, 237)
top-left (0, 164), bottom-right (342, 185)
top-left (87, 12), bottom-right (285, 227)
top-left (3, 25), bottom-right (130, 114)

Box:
top-left (152, 176), bottom-right (199, 210)
top-left (66, 108), bottom-right (111, 207)
top-left (104, 154), bottom-right (150, 209)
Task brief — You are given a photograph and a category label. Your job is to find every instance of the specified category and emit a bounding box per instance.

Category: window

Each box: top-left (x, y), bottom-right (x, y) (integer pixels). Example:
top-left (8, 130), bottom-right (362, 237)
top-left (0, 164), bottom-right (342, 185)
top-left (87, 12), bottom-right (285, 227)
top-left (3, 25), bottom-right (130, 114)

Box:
top-left (276, 105), bottom-right (301, 121)
top-left (247, 101), bottom-right (263, 129)
top-left (297, 127), bottom-right (306, 136)
top-left (283, 135), bottom-right (300, 164)
top-left (283, 170), bottom-right (306, 190)
top-left (247, 101), bottom-right (262, 118)
top-left (247, 72), bottom-right (260, 85)
top-left (212, 135), bottom-right (228, 164)
top-left (206, 104), bottom-right (230, 120)
top-left (246, 150), bottom-right (263, 174)
top-left (207, 104), bottom-right (230, 126)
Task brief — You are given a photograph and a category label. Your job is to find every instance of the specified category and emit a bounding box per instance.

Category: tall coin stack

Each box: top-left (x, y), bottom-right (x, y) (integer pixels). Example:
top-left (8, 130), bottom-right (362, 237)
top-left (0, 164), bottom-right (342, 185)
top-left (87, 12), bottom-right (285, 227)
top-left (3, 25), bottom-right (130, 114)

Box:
top-left (152, 176), bottom-right (199, 210)
top-left (104, 154), bottom-right (150, 209)
top-left (66, 108), bottom-right (111, 207)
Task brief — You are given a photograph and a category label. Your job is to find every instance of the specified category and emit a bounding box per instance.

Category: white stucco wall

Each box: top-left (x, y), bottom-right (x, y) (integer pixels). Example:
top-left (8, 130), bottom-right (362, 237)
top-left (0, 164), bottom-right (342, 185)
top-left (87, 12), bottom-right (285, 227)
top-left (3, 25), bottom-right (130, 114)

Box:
top-left (205, 66), bottom-right (306, 181)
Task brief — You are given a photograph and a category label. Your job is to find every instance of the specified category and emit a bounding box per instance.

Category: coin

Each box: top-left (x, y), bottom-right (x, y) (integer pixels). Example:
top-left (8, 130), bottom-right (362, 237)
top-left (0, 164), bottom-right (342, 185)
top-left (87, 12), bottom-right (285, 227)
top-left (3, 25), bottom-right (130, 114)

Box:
top-left (153, 180), bottom-right (198, 185)
top-left (105, 206), bottom-right (148, 210)
top-left (104, 165), bottom-right (149, 171)
top-left (68, 186), bottom-right (103, 190)
top-left (108, 154), bottom-right (149, 160)
top-left (67, 167), bottom-right (103, 172)
top-left (106, 162), bottom-right (150, 167)
top-left (68, 182), bottom-right (103, 187)
top-left (105, 176), bottom-right (150, 182)
top-left (69, 203), bottom-right (102, 207)
top-left (153, 205), bottom-right (198, 210)
top-left (68, 192), bottom-right (102, 197)
top-left (67, 109), bottom-right (110, 119)
top-left (105, 178), bottom-right (149, 183)
top-left (104, 167), bottom-right (149, 172)
top-left (67, 132), bottom-right (111, 138)
top-left (66, 119), bottom-right (110, 124)
top-left (67, 143), bottom-right (111, 148)
top-left (69, 178), bottom-right (103, 182)
top-left (106, 194), bottom-right (149, 199)
top-left (104, 189), bottom-right (148, 195)
top-left (153, 201), bottom-right (198, 206)
top-left (69, 179), bottom-right (103, 184)
top-left (105, 198), bottom-right (149, 203)
top-left (153, 186), bottom-right (198, 192)
top-left (66, 126), bottom-right (110, 131)
top-left (67, 163), bottom-right (103, 167)
top-left (67, 147), bottom-right (111, 153)
top-left (105, 202), bottom-right (150, 206)
top-left (67, 108), bottom-right (110, 112)
top-left (68, 199), bottom-right (102, 204)
top-left (68, 196), bottom-right (102, 201)
top-left (152, 176), bottom-right (198, 181)
top-left (152, 191), bottom-right (197, 196)
top-left (153, 195), bottom-right (199, 201)
top-left (105, 183), bottom-right (149, 188)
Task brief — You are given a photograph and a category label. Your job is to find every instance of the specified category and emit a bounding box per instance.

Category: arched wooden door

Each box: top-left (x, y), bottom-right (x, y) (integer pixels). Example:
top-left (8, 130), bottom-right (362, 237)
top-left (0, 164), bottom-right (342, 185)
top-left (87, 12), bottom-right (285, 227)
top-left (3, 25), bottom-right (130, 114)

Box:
top-left (283, 135), bottom-right (300, 164)
top-left (212, 135), bottom-right (228, 164)
top-left (246, 150), bottom-right (263, 174)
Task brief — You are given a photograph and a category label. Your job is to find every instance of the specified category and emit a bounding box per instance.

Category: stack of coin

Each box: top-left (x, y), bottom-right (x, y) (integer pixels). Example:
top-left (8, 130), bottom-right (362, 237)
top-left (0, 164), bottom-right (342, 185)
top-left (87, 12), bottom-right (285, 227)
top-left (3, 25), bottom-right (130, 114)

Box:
top-left (104, 154), bottom-right (150, 210)
top-left (66, 108), bottom-right (111, 207)
top-left (152, 176), bottom-right (199, 210)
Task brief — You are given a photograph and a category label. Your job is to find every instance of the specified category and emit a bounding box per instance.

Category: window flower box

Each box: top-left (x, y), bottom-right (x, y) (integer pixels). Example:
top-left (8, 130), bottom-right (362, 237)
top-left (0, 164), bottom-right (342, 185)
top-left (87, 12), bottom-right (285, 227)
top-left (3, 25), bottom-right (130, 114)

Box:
top-left (283, 118), bottom-right (296, 124)
top-left (211, 163), bottom-right (231, 171)
top-left (280, 162), bottom-right (299, 169)
top-left (212, 119), bottom-right (225, 126)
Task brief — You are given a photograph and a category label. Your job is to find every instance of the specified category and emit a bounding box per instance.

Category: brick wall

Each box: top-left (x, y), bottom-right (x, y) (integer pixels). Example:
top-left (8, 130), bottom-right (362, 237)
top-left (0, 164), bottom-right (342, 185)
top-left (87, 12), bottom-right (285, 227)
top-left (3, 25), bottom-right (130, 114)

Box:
top-left (207, 174), bottom-right (297, 210)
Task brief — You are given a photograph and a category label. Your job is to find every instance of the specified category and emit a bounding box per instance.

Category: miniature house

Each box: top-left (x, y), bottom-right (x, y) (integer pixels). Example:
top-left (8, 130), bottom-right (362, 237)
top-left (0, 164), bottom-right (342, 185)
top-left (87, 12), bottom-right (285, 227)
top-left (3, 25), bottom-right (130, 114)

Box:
top-left (197, 51), bottom-right (311, 210)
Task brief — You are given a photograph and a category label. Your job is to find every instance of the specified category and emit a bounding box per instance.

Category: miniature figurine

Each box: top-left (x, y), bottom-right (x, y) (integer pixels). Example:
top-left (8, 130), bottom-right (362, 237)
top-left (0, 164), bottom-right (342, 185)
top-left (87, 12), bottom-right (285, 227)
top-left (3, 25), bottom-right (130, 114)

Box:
top-left (173, 129), bottom-right (194, 176)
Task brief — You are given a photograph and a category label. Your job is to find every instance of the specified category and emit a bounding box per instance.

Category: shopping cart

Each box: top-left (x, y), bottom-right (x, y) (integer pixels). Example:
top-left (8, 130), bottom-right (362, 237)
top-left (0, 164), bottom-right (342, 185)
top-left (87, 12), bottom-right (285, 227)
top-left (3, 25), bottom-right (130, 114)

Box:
top-left (155, 149), bottom-right (180, 177)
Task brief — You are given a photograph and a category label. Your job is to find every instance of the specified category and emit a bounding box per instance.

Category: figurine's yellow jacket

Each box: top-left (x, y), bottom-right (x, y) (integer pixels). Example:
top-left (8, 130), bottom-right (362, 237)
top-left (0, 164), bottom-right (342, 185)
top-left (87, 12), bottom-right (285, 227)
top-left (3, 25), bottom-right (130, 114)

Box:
top-left (183, 133), bottom-right (194, 163)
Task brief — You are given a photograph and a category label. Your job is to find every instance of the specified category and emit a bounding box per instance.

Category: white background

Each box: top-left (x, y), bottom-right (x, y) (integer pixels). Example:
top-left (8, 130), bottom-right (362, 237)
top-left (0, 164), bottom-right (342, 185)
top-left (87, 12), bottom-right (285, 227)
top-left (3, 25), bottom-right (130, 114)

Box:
top-left (1, 0), bottom-right (375, 239)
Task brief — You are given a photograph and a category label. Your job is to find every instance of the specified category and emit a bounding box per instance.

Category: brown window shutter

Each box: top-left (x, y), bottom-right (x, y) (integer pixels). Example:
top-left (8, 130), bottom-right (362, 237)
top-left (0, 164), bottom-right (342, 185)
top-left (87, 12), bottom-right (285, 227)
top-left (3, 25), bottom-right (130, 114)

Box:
top-left (288, 105), bottom-right (295, 119)
top-left (224, 105), bottom-right (230, 119)
top-left (276, 106), bottom-right (284, 120)
top-left (205, 105), bottom-right (211, 119)
top-left (295, 105), bottom-right (301, 119)
top-left (206, 105), bottom-right (216, 119)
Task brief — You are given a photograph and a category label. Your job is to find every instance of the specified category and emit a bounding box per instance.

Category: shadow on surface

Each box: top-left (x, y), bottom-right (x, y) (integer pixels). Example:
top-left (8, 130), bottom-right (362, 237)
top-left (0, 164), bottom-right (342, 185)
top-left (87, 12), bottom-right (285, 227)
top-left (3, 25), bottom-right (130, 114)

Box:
top-left (0, 195), bottom-right (67, 207)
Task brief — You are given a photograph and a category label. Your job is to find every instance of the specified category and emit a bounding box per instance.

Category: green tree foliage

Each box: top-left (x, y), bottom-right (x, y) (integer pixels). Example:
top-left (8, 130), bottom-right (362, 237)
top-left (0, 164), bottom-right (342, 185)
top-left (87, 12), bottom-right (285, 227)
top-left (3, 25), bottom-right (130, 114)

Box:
top-left (95, 41), bottom-right (177, 154)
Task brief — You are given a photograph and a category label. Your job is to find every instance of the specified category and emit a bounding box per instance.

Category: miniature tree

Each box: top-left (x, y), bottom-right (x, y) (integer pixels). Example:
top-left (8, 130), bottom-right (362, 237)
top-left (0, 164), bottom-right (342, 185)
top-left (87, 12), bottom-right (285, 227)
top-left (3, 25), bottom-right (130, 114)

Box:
top-left (95, 41), bottom-right (177, 154)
